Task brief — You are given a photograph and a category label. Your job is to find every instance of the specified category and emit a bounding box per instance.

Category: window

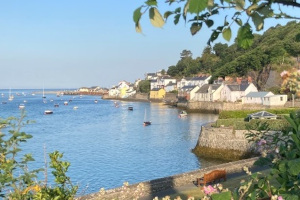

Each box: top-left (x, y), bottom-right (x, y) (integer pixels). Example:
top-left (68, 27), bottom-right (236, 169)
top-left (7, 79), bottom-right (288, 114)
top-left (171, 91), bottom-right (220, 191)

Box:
top-left (280, 97), bottom-right (283, 101)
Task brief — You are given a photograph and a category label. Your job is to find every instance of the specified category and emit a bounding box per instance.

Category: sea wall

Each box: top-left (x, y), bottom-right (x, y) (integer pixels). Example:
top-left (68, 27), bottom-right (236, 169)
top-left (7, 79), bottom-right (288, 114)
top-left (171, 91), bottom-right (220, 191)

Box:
top-left (185, 101), bottom-right (290, 113)
top-left (193, 124), bottom-right (254, 160)
top-left (80, 157), bottom-right (258, 200)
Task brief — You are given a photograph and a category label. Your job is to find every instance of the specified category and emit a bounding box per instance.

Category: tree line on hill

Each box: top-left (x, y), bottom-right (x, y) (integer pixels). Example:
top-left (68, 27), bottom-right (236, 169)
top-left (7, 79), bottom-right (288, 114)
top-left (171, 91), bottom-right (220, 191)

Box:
top-left (166, 21), bottom-right (300, 88)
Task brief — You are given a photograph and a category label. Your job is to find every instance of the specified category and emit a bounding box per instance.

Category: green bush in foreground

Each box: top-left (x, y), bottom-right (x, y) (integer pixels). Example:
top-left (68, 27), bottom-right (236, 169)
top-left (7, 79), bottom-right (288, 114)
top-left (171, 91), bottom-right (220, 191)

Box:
top-left (0, 112), bottom-right (78, 200)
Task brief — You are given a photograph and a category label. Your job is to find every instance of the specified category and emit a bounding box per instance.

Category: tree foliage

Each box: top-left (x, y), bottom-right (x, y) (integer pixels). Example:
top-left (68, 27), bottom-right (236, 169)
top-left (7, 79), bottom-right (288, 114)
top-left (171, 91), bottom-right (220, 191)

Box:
top-left (138, 80), bottom-right (151, 93)
top-left (134, 0), bottom-right (300, 48)
top-left (165, 21), bottom-right (300, 83)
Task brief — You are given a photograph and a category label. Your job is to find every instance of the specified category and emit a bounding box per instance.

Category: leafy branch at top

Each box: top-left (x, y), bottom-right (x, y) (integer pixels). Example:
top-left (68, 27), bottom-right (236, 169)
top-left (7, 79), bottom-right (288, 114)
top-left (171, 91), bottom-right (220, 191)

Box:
top-left (133, 0), bottom-right (300, 48)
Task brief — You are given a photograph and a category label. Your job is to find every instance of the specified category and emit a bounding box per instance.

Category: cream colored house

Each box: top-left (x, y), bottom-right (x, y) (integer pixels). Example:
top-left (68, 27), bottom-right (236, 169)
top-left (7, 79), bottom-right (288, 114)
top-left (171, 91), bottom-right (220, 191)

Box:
top-left (263, 95), bottom-right (288, 106)
top-left (242, 92), bottom-right (273, 104)
top-left (220, 83), bottom-right (258, 102)
top-left (194, 84), bottom-right (224, 102)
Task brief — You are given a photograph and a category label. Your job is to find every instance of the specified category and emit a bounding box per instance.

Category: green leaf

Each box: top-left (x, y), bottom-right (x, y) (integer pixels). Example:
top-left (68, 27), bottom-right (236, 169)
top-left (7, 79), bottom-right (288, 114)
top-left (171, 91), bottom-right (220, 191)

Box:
top-left (174, 14), bottom-right (180, 25)
top-left (149, 7), bottom-right (165, 28)
top-left (205, 19), bottom-right (214, 27)
top-left (133, 7), bottom-right (142, 23)
top-left (251, 12), bottom-right (264, 31)
top-left (235, 0), bottom-right (245, 10)
top-left (211, 191), bottom-right (231, 200)
top-left (188, 0), bottom-right (209, 14)
top-left (145, 0), bottom-right (157, 6)
top-left (256, 4), bottom-right (274, 17)
top-left (235, 18), bottom-right (243, 26)
top-left (284, 116), bottom-right (297, 131)
top-left (222, 27), bottom-right (231, 41)
top-left (164, 11), bottom-right (174, 20)
top-left (190, 22), bottom-right (202, 35)
top-left (175, 7), bottom-right (181, 13)
top-left (237, 23), bottom-right (254, 49)
top-left (287, 158), bottom-right (300, 176)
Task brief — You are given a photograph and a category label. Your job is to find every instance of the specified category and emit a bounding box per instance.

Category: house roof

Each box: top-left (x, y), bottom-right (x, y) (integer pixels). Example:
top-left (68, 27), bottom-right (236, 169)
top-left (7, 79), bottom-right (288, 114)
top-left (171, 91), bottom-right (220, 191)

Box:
top-left (248, 111), bottom-right (277, 119)
top-left (151, 88), bottom-right (163, 91)
top-left (245, 92), bottom-right (273, 98)
top-left (191, 76), bottom-right (210, 81)
top-left (197, 84), bottom-right (209, 93)
top-left (181, 85), bottom-right (196, 91)
top-left (227, 84), bottom-right (249, 91)
top-left (165, 82), bottom-right (176, 87)
top-left (197, 84), bottom-right (222, 93)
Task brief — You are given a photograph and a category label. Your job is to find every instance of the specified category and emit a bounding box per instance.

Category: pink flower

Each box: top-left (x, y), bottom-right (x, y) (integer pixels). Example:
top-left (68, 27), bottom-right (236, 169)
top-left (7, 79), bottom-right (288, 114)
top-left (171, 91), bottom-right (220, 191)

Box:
top-left (280, 70), bottom-right (288, 77)
top-left (258, 139), bottom-right (267, 146)
top-left (278, 196), bottom-right (284, 200)
top-left (203, 185), bottom-right (217, 195)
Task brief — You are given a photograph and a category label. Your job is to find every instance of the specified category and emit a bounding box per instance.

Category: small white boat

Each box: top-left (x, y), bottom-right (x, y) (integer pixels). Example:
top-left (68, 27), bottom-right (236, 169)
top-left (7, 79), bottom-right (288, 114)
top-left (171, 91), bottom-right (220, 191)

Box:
top-left (94, 100), bottom-right (98, 103)
top-left (44, 110), bottom-right (53, 115)
top-left (73, 106), bottom-right (78, 110)
top-left (54, 103), bottom-right (59, 107)
top-left (23, 100), bottom-right (27, 103)
top-left (179, 111), bottom-right (188, 117)
top-left (19, 104), bottom-right (25, 109)
top-left (64, 101), bottom-right (68, 105)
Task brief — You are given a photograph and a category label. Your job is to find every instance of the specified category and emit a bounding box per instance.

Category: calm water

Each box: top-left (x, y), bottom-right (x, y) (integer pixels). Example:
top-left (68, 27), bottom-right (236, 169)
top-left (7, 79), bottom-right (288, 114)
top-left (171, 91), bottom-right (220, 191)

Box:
top-left (0, 89), bottom-right (224, 194)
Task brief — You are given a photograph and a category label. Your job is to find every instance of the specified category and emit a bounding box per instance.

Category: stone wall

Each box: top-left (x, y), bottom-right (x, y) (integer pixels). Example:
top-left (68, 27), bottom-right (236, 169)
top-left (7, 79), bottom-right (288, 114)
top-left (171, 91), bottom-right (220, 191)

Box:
top-left (80, 157), bottom-right (258, 200)
top-left (193, 125), bottom-right (254, 160)
top-left (186, 101), bottom-right (292, 113)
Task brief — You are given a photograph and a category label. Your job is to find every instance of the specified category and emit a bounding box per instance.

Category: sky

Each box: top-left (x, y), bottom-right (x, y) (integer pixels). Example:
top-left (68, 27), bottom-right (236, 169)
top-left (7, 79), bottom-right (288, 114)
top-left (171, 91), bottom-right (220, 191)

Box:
top-left (0, 1), bottom-right (299, 89)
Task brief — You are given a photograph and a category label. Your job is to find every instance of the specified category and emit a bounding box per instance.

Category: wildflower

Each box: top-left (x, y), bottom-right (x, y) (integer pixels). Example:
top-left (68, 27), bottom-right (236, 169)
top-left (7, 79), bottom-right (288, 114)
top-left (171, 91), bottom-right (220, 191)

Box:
top-left (261, 150), bottom-right (267, 158)
top-left (278, 196), bottom-right (284, 200)
top-left (275, 147), bottom-right (279, 153)
top-left (153, 197), bottom-right (159, 200)
top-left (216, 183), bottom-right (223, 191)
top-left (258, 139), bottom-right (267, 146)
top-left (271, 195), bottom-right (278, 200)
top-left (203, 185), bottom-right (217, 195)
top-left (280, 70), bottom-right (288, 77)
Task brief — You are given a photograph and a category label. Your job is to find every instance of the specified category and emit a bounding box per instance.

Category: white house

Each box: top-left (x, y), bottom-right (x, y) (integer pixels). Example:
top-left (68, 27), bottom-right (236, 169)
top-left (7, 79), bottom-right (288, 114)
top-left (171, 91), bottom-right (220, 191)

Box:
top-left (190, 76), bottom-right (211, 87)
top-left (178, 85), bottom-right (197, 100)
top-left (242, 92), bottom-right (274, 104)
top-left (177, 77), bottom-right (193, 89)
top-left (220, 83), bottom-right (258, 102)
top-left (108, 87), bottom-right (120, 97)
top-left (164, 82), bottom-right (177, 92)
top-left (194, 84), bottom-right (224, 102)
top-left (145, 73), bottom-right (158, 80)
top-left (263, 95), bottom-right (288, 106)
top-left (177, 75), bottom-right (211, 90)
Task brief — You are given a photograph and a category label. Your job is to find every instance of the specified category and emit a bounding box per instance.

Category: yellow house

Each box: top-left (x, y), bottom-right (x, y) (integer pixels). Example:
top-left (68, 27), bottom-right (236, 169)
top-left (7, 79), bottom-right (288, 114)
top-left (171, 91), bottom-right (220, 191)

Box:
top-left (150, 88), bottom-right (166, 99)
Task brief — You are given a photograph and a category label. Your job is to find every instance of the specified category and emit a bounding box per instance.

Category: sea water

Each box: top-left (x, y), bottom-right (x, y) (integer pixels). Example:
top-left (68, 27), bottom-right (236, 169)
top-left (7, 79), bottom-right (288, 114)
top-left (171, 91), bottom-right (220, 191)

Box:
top-left (0, 89), bottom-right (225, 194)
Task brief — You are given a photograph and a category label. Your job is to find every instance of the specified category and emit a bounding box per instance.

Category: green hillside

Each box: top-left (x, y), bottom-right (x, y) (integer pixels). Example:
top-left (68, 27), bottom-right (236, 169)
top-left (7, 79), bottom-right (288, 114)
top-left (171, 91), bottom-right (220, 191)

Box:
top-left (166, 21), bottom-right (300, 90)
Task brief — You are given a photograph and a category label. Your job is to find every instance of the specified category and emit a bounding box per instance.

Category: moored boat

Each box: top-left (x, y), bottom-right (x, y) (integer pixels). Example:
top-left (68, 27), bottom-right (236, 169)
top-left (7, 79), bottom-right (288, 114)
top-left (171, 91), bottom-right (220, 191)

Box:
top-left (128, 106), bottom-right (133, 111)
top-left (19, 104), bottom-right (25, 109)
top-left (179, 110), bottom-right (188, 117)
top-left (44, 110), bottom-right (53, 115)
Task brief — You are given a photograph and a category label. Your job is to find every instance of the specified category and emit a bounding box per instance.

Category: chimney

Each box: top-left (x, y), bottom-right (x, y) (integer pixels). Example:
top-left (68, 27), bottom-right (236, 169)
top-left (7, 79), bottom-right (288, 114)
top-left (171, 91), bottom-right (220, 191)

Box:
top-left (236, 77), bottom-right (242, 84)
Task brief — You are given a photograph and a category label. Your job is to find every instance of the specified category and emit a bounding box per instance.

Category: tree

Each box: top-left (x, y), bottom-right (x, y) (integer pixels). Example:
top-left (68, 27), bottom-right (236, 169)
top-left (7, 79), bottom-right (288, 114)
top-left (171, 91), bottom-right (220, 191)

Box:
top-left (138, 80), bottom-right (151, 93)
top-left (133, 0), bottom-right (300, 49)
top-left (180, 49), bottom-right (193, 59)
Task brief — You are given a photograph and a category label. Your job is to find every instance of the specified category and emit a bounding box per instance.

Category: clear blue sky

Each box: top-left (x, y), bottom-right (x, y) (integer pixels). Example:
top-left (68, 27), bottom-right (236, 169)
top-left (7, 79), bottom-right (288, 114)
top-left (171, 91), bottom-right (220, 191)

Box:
top-left (0, 1), bottom-right (298, 89)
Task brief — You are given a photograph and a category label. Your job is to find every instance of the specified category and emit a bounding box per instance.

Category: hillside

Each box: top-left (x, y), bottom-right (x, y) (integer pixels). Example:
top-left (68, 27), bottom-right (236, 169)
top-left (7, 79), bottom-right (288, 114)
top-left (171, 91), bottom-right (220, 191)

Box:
top-left (166, 21), bottom-right (300, 92)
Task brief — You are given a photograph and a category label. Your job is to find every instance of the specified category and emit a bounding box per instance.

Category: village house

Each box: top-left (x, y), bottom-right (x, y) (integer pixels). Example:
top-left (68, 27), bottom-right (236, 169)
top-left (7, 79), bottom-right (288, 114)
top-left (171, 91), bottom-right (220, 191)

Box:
top-left (193, 84), bottom-right (224, 102)
top-left (220, 83), bottom-right (258, 102)
top-left (242, 92), bottom-right (288, 106)
top-left (178, 85), bottom-right (197, 101)
top-left (108, 87), bottom-right (120, 97)
top-left (145, 73), bottom-right (158, 80)
top-left (149, 88), bottom-right (166, 100)
top-left (78, 87), bottom-right (89, 92)
top-left (150, 76), bottom-right (177, 90)
top-left (177, 75), bottom-right (211, 90)
top-left (164, 82), bottom-right (177, 92)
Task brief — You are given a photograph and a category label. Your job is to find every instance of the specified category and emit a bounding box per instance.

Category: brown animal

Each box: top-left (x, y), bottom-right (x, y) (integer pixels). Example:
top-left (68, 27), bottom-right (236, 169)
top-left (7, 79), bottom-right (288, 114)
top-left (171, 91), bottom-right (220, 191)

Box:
top-left (197, 170), bottom-right (226, 187)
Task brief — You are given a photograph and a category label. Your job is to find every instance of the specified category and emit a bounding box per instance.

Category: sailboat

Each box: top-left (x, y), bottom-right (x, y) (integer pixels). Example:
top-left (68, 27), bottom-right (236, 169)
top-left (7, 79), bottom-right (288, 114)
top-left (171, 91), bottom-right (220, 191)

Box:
top-left (8, 88), bottom-right (14, 101)
top-left (42, 86), bottom-right (46, 98)
top-left (143, 108), bottom-right (151, 126)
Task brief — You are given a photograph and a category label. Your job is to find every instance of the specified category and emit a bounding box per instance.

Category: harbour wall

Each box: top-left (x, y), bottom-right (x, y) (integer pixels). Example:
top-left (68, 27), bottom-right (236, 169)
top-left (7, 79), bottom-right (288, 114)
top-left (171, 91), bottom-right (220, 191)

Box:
top-left (178, 101), bottom-right (295, 114)
top-left (80, 157), bottom-right (258, 200)
top-left (192, 124), bottom-right (255, 160)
